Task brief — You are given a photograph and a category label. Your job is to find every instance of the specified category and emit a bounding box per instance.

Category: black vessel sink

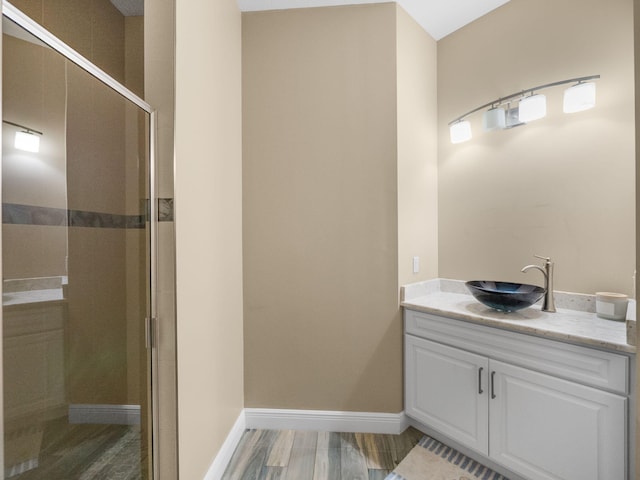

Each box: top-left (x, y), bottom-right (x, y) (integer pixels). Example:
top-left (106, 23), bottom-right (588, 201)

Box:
top-left (465, 280), bottom-right (545, 312)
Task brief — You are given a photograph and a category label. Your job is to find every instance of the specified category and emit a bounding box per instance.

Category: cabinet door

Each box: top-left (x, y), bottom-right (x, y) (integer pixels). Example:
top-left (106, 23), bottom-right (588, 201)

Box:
top-left (405, 334), bottom-right (489, 454)
top-left (489, 360), bottom-right (626, 480)
top-left (4, 329), bottom-right (65, 420)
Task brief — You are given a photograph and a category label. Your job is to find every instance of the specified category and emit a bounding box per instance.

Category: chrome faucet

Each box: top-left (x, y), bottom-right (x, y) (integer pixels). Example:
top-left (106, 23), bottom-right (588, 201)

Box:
top-left (521, 255), bottom-right (556, 312)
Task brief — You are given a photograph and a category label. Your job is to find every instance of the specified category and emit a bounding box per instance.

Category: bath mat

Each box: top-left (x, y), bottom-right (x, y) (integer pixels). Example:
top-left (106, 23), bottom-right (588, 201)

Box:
top-left (385, 435), bottom-right (509, 480)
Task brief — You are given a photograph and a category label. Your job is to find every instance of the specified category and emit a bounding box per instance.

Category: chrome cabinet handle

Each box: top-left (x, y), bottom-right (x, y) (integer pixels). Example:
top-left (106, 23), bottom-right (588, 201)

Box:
top-left (491, 371), bottom-right (496, 399)
top-left (478, 367), bottom-right (484, 394)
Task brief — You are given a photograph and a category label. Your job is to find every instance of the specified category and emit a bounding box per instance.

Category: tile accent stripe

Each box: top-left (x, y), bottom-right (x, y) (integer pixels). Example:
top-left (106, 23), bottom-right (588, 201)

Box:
top-left (3, 199), bottom-right (175, 227)
top-left (3, 203), bottom-right (145, 229)
top-left (3, 203), bottom-right (68, 226)
top-left (69, 209), bottom-right (145, 229)
top-left (158, 198), bottom-right (174, 222)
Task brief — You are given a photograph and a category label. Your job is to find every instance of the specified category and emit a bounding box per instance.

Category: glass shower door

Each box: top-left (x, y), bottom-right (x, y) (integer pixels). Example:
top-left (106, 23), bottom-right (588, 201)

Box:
top-left (1, 14), bottom-right (152, 480)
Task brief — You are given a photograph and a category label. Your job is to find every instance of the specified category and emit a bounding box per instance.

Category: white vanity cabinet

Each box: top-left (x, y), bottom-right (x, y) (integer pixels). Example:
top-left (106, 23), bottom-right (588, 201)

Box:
top-left (3, 302), bottom-right (66, 422)
top-left (404, 309), bottom-right (631, 480)
top-left (406, 334), bottom-right (489, 453)
top-left (489, 359), bottom-right (625, 479)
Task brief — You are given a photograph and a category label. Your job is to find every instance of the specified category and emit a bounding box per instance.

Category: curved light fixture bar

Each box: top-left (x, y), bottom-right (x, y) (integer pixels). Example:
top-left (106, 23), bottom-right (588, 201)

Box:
top-left (448, 74), bottom-right (600, 126)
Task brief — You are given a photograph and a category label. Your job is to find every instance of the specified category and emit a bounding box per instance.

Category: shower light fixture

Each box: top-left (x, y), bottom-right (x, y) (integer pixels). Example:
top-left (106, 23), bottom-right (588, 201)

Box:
top-left (3, 120), bottom-right (43, 153)
top-left (14, 130), bottom-right (40, 153)
top-left (448, 74), bottom-right (600, 144)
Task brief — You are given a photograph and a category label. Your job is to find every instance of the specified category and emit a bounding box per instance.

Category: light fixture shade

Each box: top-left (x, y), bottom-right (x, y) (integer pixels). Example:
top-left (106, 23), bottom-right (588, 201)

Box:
top-left (518, 94), bottom-right (547, 123)
top-left (14, 131), bottom-right (40, 153)
top-left (450, 120), bottom-right (472, 144)
top-left (482, 108), bottom-right (506, 131)
top-left (563, 82), bottom-right (596, 113)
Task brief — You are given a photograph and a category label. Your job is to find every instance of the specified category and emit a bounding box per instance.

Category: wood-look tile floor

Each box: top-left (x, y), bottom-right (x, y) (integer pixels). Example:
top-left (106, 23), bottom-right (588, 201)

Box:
top-left (8, 417), bottom-right (146, 480)
top-left (222, 427), bottom-right (424, 480)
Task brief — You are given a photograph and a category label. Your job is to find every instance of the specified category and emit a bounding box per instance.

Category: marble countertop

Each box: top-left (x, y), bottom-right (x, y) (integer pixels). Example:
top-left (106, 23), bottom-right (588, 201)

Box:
top-left (2, 276), bottom-right (67, 307)
top-left (3, 288), bottom-right (66, 307)
top-left (401, 279), bottom-right (636, 354)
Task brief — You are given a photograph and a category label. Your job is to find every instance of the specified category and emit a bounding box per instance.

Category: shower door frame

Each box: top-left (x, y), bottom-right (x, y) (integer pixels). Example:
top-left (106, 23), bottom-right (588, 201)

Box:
top-left (0, 2), bottom-right (160, 478)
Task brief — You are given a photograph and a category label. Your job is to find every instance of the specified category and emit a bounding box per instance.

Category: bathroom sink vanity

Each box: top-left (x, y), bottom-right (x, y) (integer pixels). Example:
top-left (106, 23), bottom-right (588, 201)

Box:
top-left (402, 279), bottom-right (636, 480)
top-left (3, 278), bottom-right (67, 425)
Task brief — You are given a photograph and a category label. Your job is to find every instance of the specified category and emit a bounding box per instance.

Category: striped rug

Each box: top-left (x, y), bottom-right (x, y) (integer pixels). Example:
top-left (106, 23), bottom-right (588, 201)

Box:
top-left (385, 435), bottom-right (509, 480)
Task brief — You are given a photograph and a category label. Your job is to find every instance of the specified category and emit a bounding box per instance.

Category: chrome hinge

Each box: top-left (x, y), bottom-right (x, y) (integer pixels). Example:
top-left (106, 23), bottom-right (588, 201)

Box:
top-left (145, 316), bottom-right (157, 349)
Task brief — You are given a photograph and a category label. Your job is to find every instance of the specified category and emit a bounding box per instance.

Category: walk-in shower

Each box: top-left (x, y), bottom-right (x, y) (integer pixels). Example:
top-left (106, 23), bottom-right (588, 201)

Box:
top-left (1, 3), bottom-right (156, 478)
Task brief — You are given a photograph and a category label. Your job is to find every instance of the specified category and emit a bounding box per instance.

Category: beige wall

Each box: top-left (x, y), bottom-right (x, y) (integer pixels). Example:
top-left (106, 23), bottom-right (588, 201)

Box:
top-left (175, 0), bottom-right (244, 478)
top-left (438, 0), bottom-right (635, 296)
top-left (243, 4), bottom-right (402, 413)
top-left (396, 5), bottom-right (438, 286)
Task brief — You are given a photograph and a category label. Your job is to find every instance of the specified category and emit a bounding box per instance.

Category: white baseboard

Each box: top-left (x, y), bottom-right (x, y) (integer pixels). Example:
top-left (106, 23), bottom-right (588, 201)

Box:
top-left (68, 404), bottom-right (140, 425)
top-left (204, 410), bottom-right (247, 480)
top-left (204, 408), bottom-right (408, 479)
top-left (244, 408), bottom-right (408, 434)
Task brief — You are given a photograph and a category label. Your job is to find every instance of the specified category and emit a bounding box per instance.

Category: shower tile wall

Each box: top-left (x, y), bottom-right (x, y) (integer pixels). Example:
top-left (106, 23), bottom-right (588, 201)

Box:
top-left (9, 0), bottom-right (127, 87)
top-left (2, 33), bottom-right (67, 280)
top-left (3, 0), bottom-right (147, 407)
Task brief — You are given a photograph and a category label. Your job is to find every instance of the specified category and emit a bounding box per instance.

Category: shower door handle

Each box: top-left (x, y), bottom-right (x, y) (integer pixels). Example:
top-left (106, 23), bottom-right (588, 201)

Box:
top-left (145, 317), bottom-right (157, 349)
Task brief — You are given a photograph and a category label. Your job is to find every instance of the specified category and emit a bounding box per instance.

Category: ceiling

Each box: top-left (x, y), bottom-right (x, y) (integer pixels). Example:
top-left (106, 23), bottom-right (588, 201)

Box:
top-left (108, 0), bottom-right (511, 40)
top-left (110, 0), bottom-right (144, 17)
top-left (236, 0), bottom-right (511, 40)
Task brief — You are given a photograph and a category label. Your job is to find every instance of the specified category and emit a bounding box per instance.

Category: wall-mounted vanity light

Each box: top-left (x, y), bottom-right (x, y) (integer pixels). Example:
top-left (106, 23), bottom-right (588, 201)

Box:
top-left (518, 93), bottom-right (547, 123)
top-left (449, 75), bottom-right (600, 144)
top-left (450, 119), bottom-right (472, 143)
top-left (563, 81), bottom-right (596, 113)
top-left (3, 120), bottom-right (43, 153)
top-left (482, 106), bottom-right (506, 131)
